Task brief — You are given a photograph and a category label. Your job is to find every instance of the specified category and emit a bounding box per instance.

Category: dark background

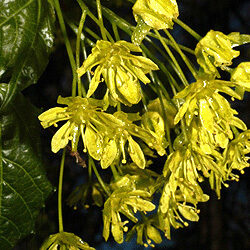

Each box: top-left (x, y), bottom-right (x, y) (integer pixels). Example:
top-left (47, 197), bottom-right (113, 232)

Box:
top-left (16, 0), bottom-right (250, 249)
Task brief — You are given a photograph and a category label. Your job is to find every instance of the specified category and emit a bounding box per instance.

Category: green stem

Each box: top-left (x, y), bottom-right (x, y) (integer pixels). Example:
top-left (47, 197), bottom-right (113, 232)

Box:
top-left (146, 33), bottom-right (195, 55)
top-left (155, 30), bottom-right (189, 87)
top-left (172, 86), bottom-right (188, 143)
top-left (58, 149), bottom-right (66, 233)
top-left (76, 0), bottom-right (114, 42)
top-left (54, 0), bottom-right (77, 96)
top-left (112, 22), bottom-right (120, 41)
top-left (164, 29), bottom-right (198, 79)
top-left (76, 11), bottom-right (87, 97)
top-left (90, 157), bottom-right (111, 196)
top-left (140, 44), bottom-right (181, 92)
top-left (66, 18), bottom-right (95, 47)
top-left (96, 0), bottom-right (107, 40)
top-left (117, 102), bottom-right (121, 111)
top-left (80, 40), bottom-right (92, 85)
top-left (174, 18), bottom-right (202, 41)
top-left (111, 165), bottom-right (119, 180)
top-left (149, 72), bottom-right (173, 153)
top-left (88, 156), bottom-right (92, 180)
top-left (141, 93), bottom-right (149, 112)
top-left (84, 27), bottom-right (102, 40)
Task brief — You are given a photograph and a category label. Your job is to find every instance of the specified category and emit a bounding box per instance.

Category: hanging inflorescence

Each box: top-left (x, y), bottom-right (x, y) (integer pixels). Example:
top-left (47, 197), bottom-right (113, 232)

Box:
top-left (39, 0), bottom-right (250, 248)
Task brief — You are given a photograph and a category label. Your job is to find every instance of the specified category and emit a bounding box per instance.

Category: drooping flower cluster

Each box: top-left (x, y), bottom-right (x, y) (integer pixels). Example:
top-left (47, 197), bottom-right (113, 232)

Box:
top-left (174, 78), bottom-right (247, 145)
top-left (38, 96), bottom-right (166, 169)
top-left (154, 30), bottom-right (250, 239)
top-left (77, 40), bottom-right (158, 106)
top-left (39, 0), bottom-right (250, 246)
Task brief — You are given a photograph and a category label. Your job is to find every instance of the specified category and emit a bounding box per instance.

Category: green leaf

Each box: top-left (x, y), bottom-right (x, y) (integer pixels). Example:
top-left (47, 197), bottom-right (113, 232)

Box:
top-left (0, 0), bottom-right (55, 111)
top-left (0, 85), bottom-right (52, 249)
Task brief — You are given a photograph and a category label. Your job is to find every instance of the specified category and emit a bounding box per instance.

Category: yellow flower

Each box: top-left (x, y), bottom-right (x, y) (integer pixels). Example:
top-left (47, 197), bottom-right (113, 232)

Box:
top-left (163, 144), bottom-right (224, 186)
top-left (77, 40), bottom-right (158, 106)
top-left (147, 97), bottom-right (177, 128)
top-left (231, 62), bottom-right (250, 99)
top-left (132, 0), bottom-right (179, 30)
top-left (189, 119), bottom-right (230, 152)
top-left (142, 111), bottom-right (168, 150)
top-left (103, 187), bottom-right (155, 244)
top-left (126, 217), bottom-right (162, 247)
top-left (38, 96), bottom-right (103, 153)
top-left (223, 130), bottom-right (250, 181)
top-left (195, 31), bottom-right (250, 77)
top-left (40, 232), bottom-right (94, 250)
top-left (174, 79), bottom-right (247, 138)
top-left (39, 98), bottom-right (166, 169)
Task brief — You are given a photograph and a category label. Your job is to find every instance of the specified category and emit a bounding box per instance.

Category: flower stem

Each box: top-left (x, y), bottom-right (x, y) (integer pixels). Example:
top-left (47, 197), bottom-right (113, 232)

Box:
top-left (174, 18), bottom-right (202, 41)
top-left (90, 157), bottom-right (111, 196)
top-left (54, 0), bottom-right (77, 97)
top-left (58, 148), bottom-right (66, 233)
top-left (76, 11), bottom-right (87, 97)
top-left (164, 29), bottom-right (198, 80)
top-left (112, 22), bottom-right (120, 41)
top-left (96, 0), bottom-right (107, 40)
top-left (76, 0), bottom-right (114, 42)
top-left (149, 71), bottom-right (173, 153)
top-left (140, 44), bottom-right (181, 92)
top-left (155, 30), bottom-right (189, 87)
top-left (111, 165), bottom-right (119, 181)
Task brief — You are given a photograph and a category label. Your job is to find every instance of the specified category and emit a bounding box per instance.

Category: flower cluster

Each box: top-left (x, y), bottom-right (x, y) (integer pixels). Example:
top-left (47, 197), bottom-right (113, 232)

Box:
top-left (39, 0), bottom-right (250, 247)
top-left (39, 96), bottom-right (166, 169)
top-left (77, 40), bottom-right (158, 106)
top-left (103, 175), bottom-right (156, 244)
top-left (174, 78), bottom-right (247, 144)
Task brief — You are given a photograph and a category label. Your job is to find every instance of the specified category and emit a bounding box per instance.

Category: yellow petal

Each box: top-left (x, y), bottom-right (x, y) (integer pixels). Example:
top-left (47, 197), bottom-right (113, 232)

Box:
top-left (39, 107), bottom-right (68, 128)
top-left (199, 99), bottom-right (214, 133)
top-left (86, 65), bottom-right (103, 98)
top-left (146, 225), bottom-right (162, 244)
top-left (128, 136), bottom-right (146, 169)
top-left (101, 139), bottom-right (118, 169)
top-left (51, 121), bottom-right (72, 153)
top-left (85, 125), bottom-right (103, 160)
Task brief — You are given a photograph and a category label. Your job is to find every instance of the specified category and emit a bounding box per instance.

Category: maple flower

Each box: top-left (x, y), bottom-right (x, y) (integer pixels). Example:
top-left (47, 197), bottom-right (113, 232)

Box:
top-left (39, 97), bottom-right (166, 169)
top-left (126, 216), bottom-right (162, 247)
top-left (38, 96), bottom-right (103, 153)
top-left (89, 111), bottom-right (166, 169)
top-left (103, 187), bottom-right (155, 244)
top-left (195, 31), bottom-right (250, 77)
top-left (223, 130), bottom-right (250, 181)
top-left (173, 78), bottom-right (247, 139)
top-left (132, 0), bottom-right (179, 30)
top-left (77, 40), bottom-right (158, 106)
top-left (40, 232), bottom-right (94, 250)
top-left (231, 62), bottom-right (250, 98)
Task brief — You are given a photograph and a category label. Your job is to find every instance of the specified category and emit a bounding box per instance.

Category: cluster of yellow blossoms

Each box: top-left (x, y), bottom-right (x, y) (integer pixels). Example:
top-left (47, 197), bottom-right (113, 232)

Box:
top-left (39, 0), bottom-right (249, 248)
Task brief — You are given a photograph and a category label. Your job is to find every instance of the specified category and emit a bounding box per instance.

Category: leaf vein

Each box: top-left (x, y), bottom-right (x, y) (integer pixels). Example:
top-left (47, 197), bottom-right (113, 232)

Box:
top-left (3, 157), bottom-right (44, 198)
top-left (3, 180), bottom-right (34, 221)
top-left (0, 0), bottom-right (34, 28)
top-left (0, 214), bottom-right (21, 236)
top-left (0, 234), bottom-right (14, 247)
